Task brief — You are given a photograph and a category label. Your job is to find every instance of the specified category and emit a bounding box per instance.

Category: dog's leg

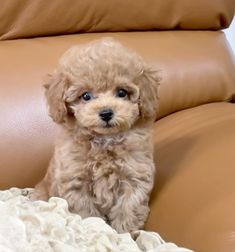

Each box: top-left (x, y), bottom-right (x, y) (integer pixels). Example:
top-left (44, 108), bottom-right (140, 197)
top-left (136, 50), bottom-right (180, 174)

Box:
top-left (64, 188), bottom-right (105, 220)
top-left (108, 182), bottom-right (150, 233)
top-left (29, 179), bottom-right (49, 201)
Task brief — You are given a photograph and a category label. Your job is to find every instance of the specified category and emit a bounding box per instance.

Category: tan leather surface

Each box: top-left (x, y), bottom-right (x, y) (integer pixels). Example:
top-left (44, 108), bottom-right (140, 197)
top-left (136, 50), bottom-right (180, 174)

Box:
top-left (1, 0), bottom-right (235, 40)
top-left (146, 102), bottom-right (235, 252)
top-left (0, 75), bottom-right (55, 188)
top-left (1, 32), bottom-right (234, 115)
top-left (0, 31), bottom-right (234, 189)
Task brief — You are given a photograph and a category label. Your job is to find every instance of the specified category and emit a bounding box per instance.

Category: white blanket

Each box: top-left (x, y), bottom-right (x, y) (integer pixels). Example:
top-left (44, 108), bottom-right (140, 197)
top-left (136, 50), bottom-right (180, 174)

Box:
top-left (0, 188), bottom-right (193, 252)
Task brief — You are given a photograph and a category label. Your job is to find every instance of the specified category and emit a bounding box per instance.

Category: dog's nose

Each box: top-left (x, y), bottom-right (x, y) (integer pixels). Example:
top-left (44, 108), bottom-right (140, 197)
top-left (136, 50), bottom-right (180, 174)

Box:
top-left (99, 109), bottom-right (114, 122)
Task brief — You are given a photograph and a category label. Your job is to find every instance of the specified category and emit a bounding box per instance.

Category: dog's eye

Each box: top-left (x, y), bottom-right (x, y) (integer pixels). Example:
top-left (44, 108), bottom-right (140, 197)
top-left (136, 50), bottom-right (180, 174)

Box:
top-left (116, 89), bottom-right (128, 98)
top-left (81, 92), bottom-right (93, 101)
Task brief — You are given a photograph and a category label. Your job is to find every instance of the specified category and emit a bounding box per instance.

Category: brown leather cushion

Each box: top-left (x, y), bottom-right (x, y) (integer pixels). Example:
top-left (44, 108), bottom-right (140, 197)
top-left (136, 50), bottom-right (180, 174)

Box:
top-left (146, 102), bottom-right (235, 252)
top-left (0, 31), bottom-right (234, 188)
top-left (1, 0), bottom-right (235, 40)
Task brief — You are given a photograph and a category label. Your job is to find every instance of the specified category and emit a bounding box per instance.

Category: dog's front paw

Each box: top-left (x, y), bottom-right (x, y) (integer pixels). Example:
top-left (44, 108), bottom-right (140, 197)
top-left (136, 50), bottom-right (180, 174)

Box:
top-left (109, 205), bottom-right (149, 233)
top-left (28, 181), bottom-right (49, 201)
top-left (28, 189), bottom-right (43, 201)
top-left (110, 218), bottom-right (137, 233)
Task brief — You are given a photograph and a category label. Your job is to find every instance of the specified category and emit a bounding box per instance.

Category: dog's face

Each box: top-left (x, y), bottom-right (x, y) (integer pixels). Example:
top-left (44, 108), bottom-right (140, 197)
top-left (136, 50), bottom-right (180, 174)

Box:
top-left (45, 38), bottom-right (160, 135)
top-left (67, 81), bottom-right (140, 135)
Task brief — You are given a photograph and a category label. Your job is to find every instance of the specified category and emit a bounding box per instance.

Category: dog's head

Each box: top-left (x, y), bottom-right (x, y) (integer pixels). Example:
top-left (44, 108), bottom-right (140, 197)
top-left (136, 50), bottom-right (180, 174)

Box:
top-left (45, 38), bottom-right (160, 135)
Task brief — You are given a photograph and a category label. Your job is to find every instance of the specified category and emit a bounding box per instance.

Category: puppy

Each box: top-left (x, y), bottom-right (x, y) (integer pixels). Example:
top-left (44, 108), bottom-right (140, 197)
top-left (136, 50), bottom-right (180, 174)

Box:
top-left (31, 38), bottom-right (160, 233)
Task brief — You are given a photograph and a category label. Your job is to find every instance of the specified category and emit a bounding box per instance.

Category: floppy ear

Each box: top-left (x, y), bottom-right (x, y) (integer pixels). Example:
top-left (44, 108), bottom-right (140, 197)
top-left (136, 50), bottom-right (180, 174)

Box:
top-left (44, 71), bottom-right (69, 124)
top-left (137, 65), bottom-right (161, 121)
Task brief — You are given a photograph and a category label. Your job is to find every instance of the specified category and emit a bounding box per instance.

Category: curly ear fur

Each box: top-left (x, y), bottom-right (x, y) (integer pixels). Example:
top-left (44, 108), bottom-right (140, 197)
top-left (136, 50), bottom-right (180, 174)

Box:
top-left (137, 65), bottom-right (161, 121)
top-left (44, 71), bottom-right (69, 124)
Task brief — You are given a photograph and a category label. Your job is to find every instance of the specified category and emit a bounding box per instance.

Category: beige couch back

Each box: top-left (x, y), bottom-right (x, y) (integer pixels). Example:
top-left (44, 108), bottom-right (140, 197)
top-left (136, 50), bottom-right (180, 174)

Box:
top-left (1, 0), bottom-right (235, 40)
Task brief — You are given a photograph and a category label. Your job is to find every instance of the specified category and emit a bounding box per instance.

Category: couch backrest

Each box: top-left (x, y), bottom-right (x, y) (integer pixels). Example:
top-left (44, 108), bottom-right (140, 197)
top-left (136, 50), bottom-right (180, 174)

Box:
top-left (1, 0), bottom-right (235, 40)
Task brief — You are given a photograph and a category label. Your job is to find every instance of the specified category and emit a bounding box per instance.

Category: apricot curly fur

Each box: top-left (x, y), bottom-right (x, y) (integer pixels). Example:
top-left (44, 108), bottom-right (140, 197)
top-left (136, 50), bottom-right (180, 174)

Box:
top-left (31, 38), bottom-right (160, 233)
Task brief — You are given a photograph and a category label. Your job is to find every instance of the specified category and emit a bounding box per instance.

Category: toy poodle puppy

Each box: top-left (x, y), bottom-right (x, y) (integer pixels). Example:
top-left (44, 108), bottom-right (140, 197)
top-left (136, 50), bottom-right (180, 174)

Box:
top-left (30, 38), bottom-right (160, 233)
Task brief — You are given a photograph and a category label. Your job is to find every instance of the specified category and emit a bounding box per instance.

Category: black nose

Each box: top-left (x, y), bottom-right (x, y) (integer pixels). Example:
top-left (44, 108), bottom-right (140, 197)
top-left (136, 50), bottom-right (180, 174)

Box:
top-left (99, 109), bottom-right (114, 122)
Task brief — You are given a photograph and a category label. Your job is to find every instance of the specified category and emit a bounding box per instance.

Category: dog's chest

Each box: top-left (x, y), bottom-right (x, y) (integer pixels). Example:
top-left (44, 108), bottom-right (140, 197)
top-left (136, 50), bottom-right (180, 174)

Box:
top-left (87, 136), bottom-right (127, 209)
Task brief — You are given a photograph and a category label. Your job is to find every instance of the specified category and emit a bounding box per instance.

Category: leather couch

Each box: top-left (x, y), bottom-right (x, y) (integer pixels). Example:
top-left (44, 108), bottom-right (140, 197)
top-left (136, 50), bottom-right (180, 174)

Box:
top-left (0, 1), bottom-right (235, 251)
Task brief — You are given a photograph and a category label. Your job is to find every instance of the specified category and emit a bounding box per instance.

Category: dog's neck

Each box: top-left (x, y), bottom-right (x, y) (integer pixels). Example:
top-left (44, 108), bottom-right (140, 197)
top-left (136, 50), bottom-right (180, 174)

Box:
top-left (63, 125), bottom-right (126, 149)
top-left (90, 133), bottom-right (126, 149)
top-left (62, 121), bottom-right (151, 151)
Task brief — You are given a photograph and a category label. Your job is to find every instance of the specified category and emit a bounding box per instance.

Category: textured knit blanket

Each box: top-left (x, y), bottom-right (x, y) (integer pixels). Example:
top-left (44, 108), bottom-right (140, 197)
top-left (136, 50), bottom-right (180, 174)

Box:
top-left (0, 188), bottom-right (193, 252)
